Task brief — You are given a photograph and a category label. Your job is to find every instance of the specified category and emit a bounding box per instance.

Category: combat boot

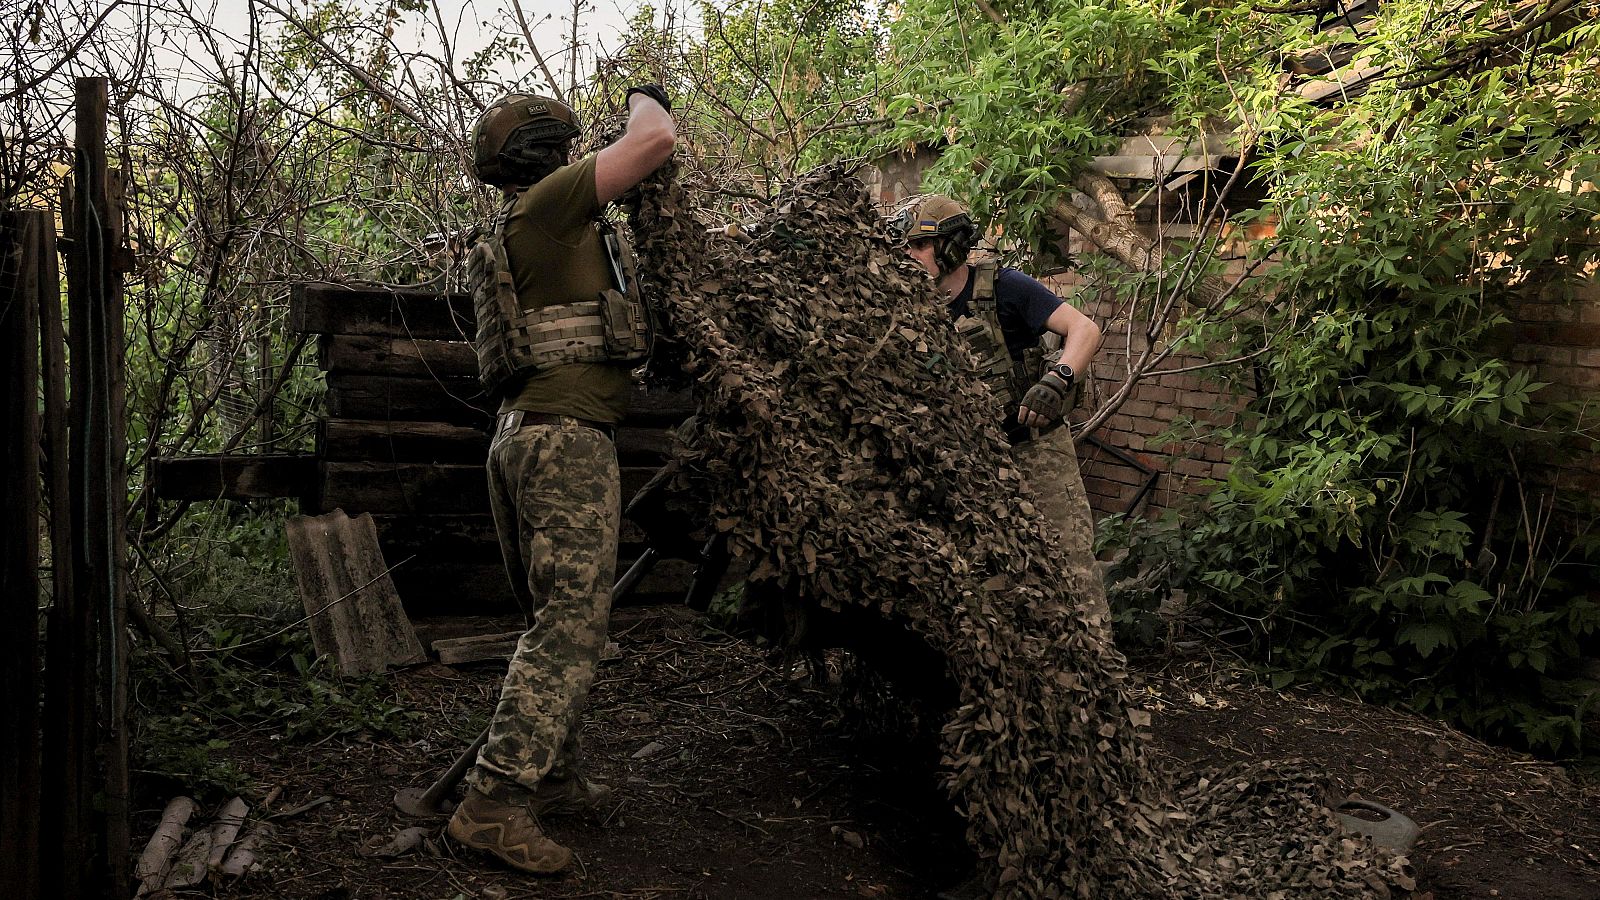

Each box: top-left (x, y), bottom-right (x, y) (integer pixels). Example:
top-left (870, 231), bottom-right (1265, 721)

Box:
top-left (528, 774), bottom-right (614, 819)
top-left (447, 787), bottom-right (573, 874)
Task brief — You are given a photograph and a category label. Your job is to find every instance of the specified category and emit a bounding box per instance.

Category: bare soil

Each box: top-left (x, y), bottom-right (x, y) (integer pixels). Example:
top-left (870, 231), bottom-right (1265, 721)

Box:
top-left (175, 605), bottom-right (1600, 900)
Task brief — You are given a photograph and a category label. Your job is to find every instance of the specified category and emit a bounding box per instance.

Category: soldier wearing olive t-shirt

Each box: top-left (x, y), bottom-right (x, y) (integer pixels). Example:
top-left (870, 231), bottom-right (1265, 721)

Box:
top-left (450, 87), bottom-right (675, 875)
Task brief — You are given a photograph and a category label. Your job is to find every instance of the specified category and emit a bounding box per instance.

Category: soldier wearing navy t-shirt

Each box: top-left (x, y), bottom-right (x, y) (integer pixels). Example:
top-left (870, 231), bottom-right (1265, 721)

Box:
top-left (896, 194), bottom-right (1113, 634)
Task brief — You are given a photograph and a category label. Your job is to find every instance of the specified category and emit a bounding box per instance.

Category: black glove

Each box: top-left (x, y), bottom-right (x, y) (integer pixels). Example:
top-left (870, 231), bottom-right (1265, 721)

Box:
top-left (625, 83), bottom-right (671, 112)
top-left (1017, 365), bottom-right (1074, 426)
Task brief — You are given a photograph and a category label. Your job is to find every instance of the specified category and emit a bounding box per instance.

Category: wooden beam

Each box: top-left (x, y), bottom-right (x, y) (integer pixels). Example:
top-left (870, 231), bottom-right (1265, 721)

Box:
top-left (320, 419), bottom-right (488, 464)
top-left (371, 514), bottom-right (500, 556)
top-left (1298, 62), bottom-right (1388, 103)
top-left (0, 210), bottom-right (46, 900)
top-left (318, 462), bottom-right (662, 516)
top-left (324, 374), bottom-right (492, 425)
top-left (148, 454), bottom-right (318, 501)
top-left (290, 282), bottom-right (473, 340)
top-left (53, 76), bottom-right (130, 898)
top-left (432, 631), bottom-right (524, 665)
top-left (319, 462), bottom-right (489, 515)
top-left (318, 333), bottom-right (477, 377)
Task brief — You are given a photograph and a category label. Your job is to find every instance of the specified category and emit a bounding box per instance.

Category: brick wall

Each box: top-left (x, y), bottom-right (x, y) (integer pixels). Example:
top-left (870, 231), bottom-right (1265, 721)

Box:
top-left (1048, 230), bottom-right (1253, 520)
top-left (1507, 278), bottom-right (1600, 500)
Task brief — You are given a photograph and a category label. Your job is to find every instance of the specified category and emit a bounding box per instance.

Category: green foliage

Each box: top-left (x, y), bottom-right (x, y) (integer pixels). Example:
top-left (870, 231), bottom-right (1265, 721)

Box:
top-left (874, 0), bottom-right (1256, 261)
top-left (133, 512), bottom-right (417, 798)
top-left (1103, 1), bottom-right (1600, 756)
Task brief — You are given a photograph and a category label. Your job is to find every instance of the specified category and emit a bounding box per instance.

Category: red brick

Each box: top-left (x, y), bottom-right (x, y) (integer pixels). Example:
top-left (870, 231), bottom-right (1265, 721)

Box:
top-left (1542, 365), bottom-right (1600, 389)
top-left (1574, 347), bottom-right (1600, 368)
top-left (1121, 399), bottom-right (1158, 418)
top-left (1527, 346), bottom-right (1577, 365)
top-left (1519, 322), bottom-right (1600, 346)
top-left (1516, 302), bottom-right (1579, 323)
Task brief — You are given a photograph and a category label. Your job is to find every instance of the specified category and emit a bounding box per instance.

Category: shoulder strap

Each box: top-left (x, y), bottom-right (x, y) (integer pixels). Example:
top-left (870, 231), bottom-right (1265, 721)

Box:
top-left (492, 192), bottom-right (519, 235)
top-left (971, 260), bottom-right (998, 307)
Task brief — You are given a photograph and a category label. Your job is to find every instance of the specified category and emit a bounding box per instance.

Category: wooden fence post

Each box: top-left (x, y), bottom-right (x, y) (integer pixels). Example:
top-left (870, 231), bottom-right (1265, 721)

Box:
top-left (0, 210), bottom-right (48, 900)
top-left (44, 75), bottom-right (131, 899)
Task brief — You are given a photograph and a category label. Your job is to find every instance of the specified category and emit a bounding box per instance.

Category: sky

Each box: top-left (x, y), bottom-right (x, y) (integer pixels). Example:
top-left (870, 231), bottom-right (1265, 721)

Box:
top-left (154, 0), bottom-right (668, 100)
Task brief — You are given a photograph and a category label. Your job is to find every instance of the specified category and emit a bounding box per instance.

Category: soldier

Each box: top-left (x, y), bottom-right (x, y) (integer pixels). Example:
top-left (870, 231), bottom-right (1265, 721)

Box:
top-left (895, 194), bottom-right (1113, 632)
top-left (450, 86), bottom-right (675, 874)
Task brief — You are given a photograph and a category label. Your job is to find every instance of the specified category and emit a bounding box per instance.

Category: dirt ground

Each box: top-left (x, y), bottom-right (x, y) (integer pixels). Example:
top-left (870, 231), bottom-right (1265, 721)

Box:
top-left (179, 605), bottom-right (1600, 900)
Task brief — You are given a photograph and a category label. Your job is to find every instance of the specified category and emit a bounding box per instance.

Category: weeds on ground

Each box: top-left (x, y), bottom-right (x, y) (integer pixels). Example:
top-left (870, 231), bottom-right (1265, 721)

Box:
top-left (131, 508), bottom-right (417, 800)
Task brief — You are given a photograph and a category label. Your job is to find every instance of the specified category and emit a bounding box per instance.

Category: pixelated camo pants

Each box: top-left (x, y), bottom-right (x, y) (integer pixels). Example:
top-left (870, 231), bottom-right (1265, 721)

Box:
top-left (468, 419), bottom-right (621, 795)
top-left (1012, 426), bottom-right (1113, 637)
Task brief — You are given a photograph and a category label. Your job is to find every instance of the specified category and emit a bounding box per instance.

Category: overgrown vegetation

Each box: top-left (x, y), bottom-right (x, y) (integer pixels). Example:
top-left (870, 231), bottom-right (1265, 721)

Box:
top-left (1099, 2), bottom-right (1600, 754)
top-left (131, 512), bottom-right (416, 798)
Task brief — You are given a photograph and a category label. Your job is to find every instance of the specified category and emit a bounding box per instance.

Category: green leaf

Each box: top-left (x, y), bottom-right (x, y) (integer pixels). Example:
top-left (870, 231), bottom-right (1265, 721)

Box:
top-left (1396, 623), bottom-right (1452, 658)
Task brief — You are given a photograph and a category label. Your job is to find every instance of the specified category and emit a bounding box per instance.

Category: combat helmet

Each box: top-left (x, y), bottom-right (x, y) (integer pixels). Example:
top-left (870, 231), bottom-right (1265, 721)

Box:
top-left (469, 94), bottom-right (581, 186)
top-left (894, 194), bottom-right (979, 275)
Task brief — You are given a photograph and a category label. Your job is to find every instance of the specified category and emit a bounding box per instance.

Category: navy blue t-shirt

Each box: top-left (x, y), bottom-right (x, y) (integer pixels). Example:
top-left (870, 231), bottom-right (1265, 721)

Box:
top-left (945, 266), bottom-right (1062, 361)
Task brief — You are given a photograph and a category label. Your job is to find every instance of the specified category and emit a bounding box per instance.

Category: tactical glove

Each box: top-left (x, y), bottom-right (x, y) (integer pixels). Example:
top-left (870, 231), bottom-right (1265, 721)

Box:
top-left (625, 83), bottom-right (672, 112)
top-left (1017, 365), bottom-right (1074, 427)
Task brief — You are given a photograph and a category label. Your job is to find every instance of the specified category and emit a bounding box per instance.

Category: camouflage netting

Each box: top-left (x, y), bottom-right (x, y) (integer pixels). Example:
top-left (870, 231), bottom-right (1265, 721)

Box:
top-left (619, 162), bottom-right (1416, 899)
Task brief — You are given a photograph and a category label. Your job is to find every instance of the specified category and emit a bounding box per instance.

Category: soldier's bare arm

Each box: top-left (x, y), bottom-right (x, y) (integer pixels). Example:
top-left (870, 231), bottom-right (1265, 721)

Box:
top-left (1044, 301), bottom-right (1101, 377)
top-left (595, 92), bottom-right (676, 205)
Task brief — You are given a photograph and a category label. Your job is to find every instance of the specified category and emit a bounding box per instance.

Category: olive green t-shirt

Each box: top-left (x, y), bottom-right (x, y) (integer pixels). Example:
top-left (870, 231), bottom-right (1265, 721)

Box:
top-left (499, 154), bottom-right (633, 423)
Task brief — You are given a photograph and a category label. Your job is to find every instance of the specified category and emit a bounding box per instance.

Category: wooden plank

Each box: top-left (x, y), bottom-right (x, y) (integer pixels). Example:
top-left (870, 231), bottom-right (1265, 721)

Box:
top-left (36, 184), bottom-right (73, 900)
top-left (322, 417), bottom-right (672, 466)
top-left (291, 282), bottom-right (473, 340)
top-left (321, 419), bottom-right (489, 464)
top-left (1285, 42), bottom-right (1361, 76)
top-left (1107, 132), bottom-right (1235, 159)
top-left (433, 631), bottom-right (524, 665)
top-left (319, 463), bottom-right (661, 515)
top-left (371, 514), bottom-right (500, 561)
top-left (1, 211), bottom-right (45, 900)
top-left (319, 333), bottom-right (477, 377)
top-left (392, 561), bottom-right (517, 616)
top-left (1298, 62), bottom-right (1388, 103)
top-left (53, 76), bottom-right (130, 898)
top-left (325, 373), bottom-right (493, 424)
top-left (318, 462), bottom-right (488, 515)
top-left (1086, 152), bottom-right (1237, 180)
top-left (284, 510), bottom-right (427, 675)
top-left (148, 454), bottom-right (318, 501)
top-left (324, 371), bottom-right (690, 429)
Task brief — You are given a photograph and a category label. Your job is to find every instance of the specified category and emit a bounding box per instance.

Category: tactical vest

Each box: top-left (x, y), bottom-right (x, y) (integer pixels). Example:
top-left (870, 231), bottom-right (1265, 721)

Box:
top-left (953, 261), bottom-right (1045, 413)
top-left (468, 196), bottom-right (654, 395)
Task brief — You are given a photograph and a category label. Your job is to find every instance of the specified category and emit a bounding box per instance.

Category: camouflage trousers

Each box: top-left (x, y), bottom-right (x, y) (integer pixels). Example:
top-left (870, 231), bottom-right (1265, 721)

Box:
top-left (468, 417), bottom-right (621, 797)
top-left (1012, 426), bottom-right (1113, 638)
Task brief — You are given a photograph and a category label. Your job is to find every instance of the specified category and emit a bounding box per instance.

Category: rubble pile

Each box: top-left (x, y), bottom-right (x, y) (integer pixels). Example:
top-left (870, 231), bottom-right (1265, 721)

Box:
top-left (621, 162), bottom-right (1414, 898)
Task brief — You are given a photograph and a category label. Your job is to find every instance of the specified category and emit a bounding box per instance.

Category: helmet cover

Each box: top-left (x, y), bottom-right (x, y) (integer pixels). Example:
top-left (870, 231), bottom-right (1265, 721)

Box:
top-left (469, 94), bottom-right (581, 186)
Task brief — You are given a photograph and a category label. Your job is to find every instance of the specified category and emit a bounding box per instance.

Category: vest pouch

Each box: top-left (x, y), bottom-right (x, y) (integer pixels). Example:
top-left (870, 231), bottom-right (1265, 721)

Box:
top-left (468, 235), bottom-right (525, 394)
top-left (600, 288), bottom-right (652, 362)
top-left (955, 314), bottom-right (1018, 406)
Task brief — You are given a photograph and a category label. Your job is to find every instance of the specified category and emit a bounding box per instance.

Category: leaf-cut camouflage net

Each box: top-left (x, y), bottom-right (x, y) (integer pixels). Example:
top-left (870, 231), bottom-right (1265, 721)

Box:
top-left (621, 161), bottom-right (1416, 899)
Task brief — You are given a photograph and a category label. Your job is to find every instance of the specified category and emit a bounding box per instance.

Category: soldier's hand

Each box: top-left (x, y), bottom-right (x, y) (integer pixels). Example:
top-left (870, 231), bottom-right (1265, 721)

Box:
top-left (626, 83), bottom-right (671, 112)
top-left (1017, 368), bottom-right (1073, 427)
